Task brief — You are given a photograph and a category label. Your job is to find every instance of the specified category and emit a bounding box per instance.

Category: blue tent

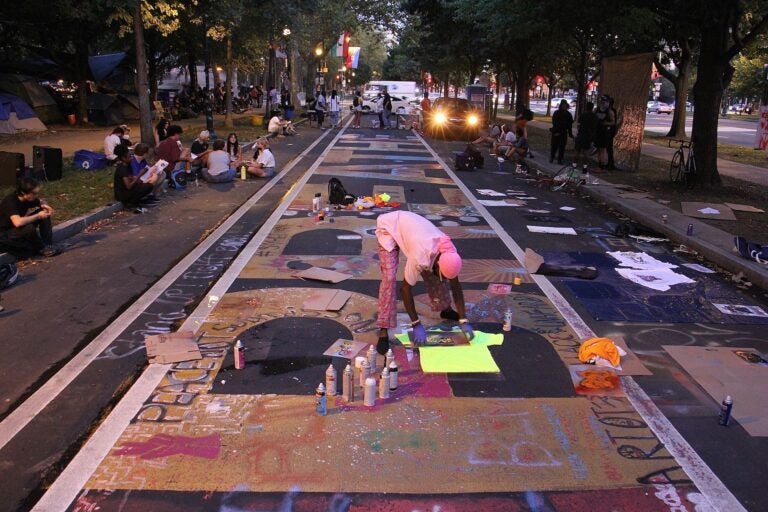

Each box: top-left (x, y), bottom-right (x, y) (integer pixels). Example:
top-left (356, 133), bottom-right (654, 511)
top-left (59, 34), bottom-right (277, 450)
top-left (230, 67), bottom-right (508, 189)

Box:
top-left (0, 93), bottom-right (46, 133)
top-left (89, 53), bottom-right (126, 82)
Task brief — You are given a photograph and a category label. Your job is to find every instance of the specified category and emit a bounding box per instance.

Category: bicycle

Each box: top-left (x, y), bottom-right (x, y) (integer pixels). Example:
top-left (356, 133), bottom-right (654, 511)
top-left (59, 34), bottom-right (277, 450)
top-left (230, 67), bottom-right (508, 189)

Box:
top-left (550, 163), bottom-right (585, 192)
top-left (668, 139), bottom-right (696, 187)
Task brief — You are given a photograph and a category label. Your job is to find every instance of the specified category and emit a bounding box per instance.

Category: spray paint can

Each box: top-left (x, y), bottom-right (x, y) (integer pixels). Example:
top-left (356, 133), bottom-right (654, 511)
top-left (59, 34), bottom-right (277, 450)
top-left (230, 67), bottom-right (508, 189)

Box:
top-left (503, 308), bottom-right (513, 332)
top-left (315, 383), bottom-right (327, 416)
top-left (364, 377), bottom-right (377, 406)
top-left (342, 364), bottom-right (352, 401)
top-left (718, 395), bottom-right (733, 426)
top-left (388, 359), bottom-right (399, 391)
top-left (379, 367), bottom-right (391, 399)
top-left (360, 359), bottom-right (371, 387)
top-left (662, 214), bottom-right (668, 225)
top-left (325, 364), bottom-right (337, 396)
top-left (367, 344), bottom-right (378, 372)
top-left (687, 223), bottom-right (694, 236)
top-left (385, 348), bottom-right (394, 370)
top-left (497, 157), bottom-right (504, 172)
top-left (515, 163), bottom-right (522, 174)
top-left (233, 339), bottom-right (245, 369)
top-left (313, 192), bottom-right (323, 212)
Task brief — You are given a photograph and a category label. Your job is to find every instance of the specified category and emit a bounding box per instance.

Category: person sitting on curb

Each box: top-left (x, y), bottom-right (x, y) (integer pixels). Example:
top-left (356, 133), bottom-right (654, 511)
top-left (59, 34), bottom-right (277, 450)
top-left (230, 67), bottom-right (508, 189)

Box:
top-left (114, 145), bottom-right (158, 207)
top-left (0, 177), bottom-right (61, 258)
top-left (130, 143), bottom-right (167, 199)
top-left (374, 210), bottom-right (475, 355)
top-left (104, 126), bottom-right (127, 164)
top-left (202, 139), bottom-right (237, 183)
top-left (247, 139), bottom-right (276, 178)
top-left (503, 127), bottom-right (529, 164)
top-left (155, 125), bottom-right (192, 187)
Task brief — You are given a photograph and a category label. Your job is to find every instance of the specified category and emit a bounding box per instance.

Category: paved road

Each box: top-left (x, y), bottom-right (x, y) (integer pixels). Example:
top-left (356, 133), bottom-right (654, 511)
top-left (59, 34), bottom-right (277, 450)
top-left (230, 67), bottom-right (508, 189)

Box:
top-left (529, 100), bottom-right (761, 147)
top-left (12, 121), bottom-right (763, 511)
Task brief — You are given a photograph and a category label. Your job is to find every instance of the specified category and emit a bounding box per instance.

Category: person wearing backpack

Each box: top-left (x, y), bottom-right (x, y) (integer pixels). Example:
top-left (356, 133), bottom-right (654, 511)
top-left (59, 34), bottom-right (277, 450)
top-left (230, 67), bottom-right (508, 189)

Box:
top-left (351, 91), bottom-right (362, 128)
top-left (374, 211), bottom-right (475, 355)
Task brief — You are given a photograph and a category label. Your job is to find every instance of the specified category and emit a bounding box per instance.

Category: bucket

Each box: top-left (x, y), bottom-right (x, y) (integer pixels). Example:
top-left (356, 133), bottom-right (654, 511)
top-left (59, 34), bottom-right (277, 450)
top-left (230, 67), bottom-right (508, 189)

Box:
top-left (251, 115), bottom-right (264, 126)
top-left (67, 114), bottom-right (76, 126)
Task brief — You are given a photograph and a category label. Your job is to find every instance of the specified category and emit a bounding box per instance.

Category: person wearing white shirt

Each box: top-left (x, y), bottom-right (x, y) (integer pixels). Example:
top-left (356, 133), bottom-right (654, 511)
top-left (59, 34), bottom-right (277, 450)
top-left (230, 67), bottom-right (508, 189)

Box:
top-left (104, 126), bottom-right (126, 162)
top-left (375, 93), bottom-right (384, 129)
top-left (329, 90), bottom-right (341, 128)
top-left (247, 139), bottom-right (276, 178)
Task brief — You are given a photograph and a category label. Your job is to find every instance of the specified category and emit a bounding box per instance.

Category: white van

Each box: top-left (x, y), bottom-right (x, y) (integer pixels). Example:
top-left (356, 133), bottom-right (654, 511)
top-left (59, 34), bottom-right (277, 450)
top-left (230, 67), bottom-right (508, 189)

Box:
top-left (364, 81), bottom-right (420, 102)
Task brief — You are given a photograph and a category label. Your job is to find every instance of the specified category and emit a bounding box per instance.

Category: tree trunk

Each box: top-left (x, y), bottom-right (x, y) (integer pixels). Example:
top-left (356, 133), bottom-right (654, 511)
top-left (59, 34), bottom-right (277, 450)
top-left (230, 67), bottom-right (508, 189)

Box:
top-left (147, 57), bottom-right (158, 102)
top-left (75, 40), bottom-right (89, 125)
top-left (187, 52), bottom-right (198, 91)
top-left (665, 46), bottom-right (692, 139)
top-left (515, 73), bottom-right (529, 111)
top-left (546, 74), bottom-right (554, 117)
top-left (691, 25), bottom-right (729, 185)
top-left (133, 4), bottom-right (153, 144)
top-left (224, 33), bottom-right (234, 129)
top-left (443, 74), bottom-right (449, 98)
top-left (575, 46), bottom-right (588, 117)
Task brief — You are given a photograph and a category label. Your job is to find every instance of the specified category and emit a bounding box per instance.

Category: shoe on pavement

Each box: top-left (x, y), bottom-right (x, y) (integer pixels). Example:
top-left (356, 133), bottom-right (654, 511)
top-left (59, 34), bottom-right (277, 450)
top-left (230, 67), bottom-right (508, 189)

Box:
top-left (41, 245), bottom-right (62, 258)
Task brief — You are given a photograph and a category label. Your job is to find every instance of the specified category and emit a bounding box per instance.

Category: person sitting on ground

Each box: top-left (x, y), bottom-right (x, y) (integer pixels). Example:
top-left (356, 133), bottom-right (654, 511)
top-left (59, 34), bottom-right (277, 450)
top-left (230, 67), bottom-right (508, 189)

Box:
top-left (104, 126), bottom-right (126, 163)
top-left (153, 118), bottom-right (170, 146)
top-left (202, 139), bottom-right (237, 183)
top-left (247, 139), bottom-right (276, 178)
top-left (190, 130), bottom-right (212, 174)
top-left (504, 127), bottom-right (529, 163)
top-left (130, 143), bottom-right (167, 199)
top-left (491, 124), bottom-right (515, 155)
top-left (119, 125), bottom-right (134, 147)
top-left (155, 125), bottom-right (192, 186)
top-left (0, 177), bottom-right (61, 258)
top-left (114, 145), bottom-right (158, 206)
top-left (267, 114), bottom-right (293, 138)
top-left (226, 132), bottom-right (242, 164)
top-left (472, 123), bottom-right (502, 147)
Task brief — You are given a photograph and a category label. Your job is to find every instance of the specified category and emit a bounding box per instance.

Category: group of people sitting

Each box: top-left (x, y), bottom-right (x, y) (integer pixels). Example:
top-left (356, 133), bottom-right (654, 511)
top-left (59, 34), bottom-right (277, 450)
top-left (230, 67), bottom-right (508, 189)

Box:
top-left (104, 124), bottom-right (281, 208)
top-left (472, 122), bottom-right (530, 165)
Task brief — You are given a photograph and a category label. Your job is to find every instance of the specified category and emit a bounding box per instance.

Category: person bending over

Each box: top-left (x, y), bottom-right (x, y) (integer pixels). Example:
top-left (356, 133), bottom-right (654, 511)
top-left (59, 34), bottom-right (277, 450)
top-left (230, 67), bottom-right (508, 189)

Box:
top-left (375, 211), bottom-right (475, 355)
top-left (0, 177), bottom-right (60, 258)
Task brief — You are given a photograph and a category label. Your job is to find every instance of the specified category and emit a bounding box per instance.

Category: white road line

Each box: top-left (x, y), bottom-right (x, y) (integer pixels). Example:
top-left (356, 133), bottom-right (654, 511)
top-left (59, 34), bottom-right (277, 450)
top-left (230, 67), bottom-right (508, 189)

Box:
top-left (415, 132), bottom-right (745, 512)
top-left (0, 127), bottom-right (334, 453)
top-left (33, 118), bottom-right (353, 512)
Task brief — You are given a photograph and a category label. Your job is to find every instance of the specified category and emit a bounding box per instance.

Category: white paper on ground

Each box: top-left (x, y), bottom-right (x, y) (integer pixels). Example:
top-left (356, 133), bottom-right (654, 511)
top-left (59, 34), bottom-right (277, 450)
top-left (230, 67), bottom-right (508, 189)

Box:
top-left (476, 189), bottom-right (507, 197)
top-left (712, 303), bottom-right (768, 317)
top-left (527, 209), bottom-right (551, 214)
top-left (479, 199), bottom-right (520, 207)
top-left (337, 234), bottom-right (362, 240)
top-left (560, 206), bottom-right (576, 211)
top-left (697, 207), bottom-right (721, 215)
top-left (527, 225), bottom-right (577, 235)
top-left (615, 267), bottom-right (694, 291)
top-left (607, 251), bottom-right (677, 270)
top-left (682, 263), bottom-right (716, 273)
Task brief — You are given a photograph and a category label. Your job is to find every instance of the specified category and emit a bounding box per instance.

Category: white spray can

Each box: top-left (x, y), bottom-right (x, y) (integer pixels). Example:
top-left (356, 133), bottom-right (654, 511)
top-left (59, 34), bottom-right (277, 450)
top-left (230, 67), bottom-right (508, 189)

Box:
top-left (233, 339), bottom-right (245, 370)
top-left (364, 377), bottom-right (377, 406)
top-left (385, 348), bottom-right (394, 370)
top-left (366, 344), bottom-right (377, 372)
top-left (379, 367), bottom-right (391, 399)
top-left (325, 364), bottom-right (337, 396)
top-left (388, 359), bottom-right (399, 391)
top-left (360, 359), bottom-right (370, 387)
top-left (342, 364), bottom-right (352, 401)
top-left (315, 383), bottom-right (327, 416)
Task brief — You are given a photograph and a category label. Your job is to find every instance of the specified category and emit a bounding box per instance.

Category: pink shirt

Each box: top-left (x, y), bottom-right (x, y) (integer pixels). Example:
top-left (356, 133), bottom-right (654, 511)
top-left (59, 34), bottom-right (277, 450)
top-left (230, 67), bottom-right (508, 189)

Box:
top-left (375, 211), bottom-right (444, 285)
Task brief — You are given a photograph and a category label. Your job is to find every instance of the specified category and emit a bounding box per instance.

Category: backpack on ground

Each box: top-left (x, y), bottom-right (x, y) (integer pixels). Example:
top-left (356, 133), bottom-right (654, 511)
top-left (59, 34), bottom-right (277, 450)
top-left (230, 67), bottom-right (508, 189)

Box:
top-left (328, 178), bottom-right (355, 205)
top-left (169, 167), bottom-right (188, 189)
top-left (0, 253), bottom-right (19, 290)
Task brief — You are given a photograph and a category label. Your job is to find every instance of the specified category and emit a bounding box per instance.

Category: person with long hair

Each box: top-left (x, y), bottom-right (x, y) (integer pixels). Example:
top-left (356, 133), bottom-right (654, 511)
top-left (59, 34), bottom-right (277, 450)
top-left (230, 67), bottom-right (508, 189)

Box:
top-left (226, 132), bottom-right (242, 164)
top-left (352, 90), bottom-right (363, 128)
top-left (329, 90), bottom-right (341, 128)
top-left (153, 118), bottom-right (170, 147)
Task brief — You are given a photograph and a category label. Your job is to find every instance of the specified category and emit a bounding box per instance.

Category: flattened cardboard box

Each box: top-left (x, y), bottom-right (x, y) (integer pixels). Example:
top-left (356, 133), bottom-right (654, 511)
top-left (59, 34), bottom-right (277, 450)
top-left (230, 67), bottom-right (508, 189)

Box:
top-left (302, 289), bottom-right (352, 311)
top-left (145, 330), bottom-right (202, 364)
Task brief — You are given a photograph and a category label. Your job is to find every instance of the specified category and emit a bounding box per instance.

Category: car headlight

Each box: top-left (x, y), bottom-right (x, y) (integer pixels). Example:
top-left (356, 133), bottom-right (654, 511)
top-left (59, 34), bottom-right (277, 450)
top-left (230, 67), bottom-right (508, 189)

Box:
top-left (467, 114), bottom-right (478, 126)
top-left (434, 112), bottom-right (447, 124)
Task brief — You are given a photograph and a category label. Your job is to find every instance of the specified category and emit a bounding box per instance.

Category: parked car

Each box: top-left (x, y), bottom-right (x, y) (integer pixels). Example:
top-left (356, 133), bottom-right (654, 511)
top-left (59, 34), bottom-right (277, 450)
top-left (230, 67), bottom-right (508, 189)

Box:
top-left (647, 101), bottom-right (673, 114)
top-left (728, 104), bottom-right (753, 115)
top-left (361, 95), bottom-right (411, 114)
top-left (424, 97), bottom-right (483, 139)
top-left (550, 97), bottom-right (577, 108)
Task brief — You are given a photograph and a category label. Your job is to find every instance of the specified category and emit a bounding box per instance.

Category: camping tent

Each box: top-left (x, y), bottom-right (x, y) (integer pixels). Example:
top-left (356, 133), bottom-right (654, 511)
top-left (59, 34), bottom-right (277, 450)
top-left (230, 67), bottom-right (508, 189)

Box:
top-left (0, 74), bottom-right (61, 124)
top-left (0, 93), bottom-right (47, 133)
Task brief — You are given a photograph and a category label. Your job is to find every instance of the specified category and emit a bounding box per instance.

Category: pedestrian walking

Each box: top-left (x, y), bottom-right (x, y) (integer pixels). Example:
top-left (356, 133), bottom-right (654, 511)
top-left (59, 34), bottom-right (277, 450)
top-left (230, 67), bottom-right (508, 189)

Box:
top-left (549, 99), bottom-right (574, 165)
top-left (374, 211), bottom-right (475, 355)
top-left (315, 89), bottom-right (327, 129)
top-left (329, 90), bottom-right (341, 128)
top-left (352, 91), bottom-right (363, 128)
top-left (382, 91), bottom-right (393, 129)
top-left (375, 93), bottom-right (384, 129)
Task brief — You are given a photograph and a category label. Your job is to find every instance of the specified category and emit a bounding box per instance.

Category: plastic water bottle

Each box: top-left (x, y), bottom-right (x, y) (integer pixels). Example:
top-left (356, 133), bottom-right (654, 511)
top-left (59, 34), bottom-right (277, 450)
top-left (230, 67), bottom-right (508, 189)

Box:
top-left (718, 395), bottom-right (733, 426)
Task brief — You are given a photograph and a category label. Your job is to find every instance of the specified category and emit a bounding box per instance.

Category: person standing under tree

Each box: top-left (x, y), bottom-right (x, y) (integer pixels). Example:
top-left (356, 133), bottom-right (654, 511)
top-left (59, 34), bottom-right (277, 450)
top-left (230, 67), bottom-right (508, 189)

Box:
top-left (374, 211), bottom-right (475, 355)
top-left (382, 91), bottom-right (393, 129)
top-left (315, 89), bottom-right (327, 129)
top-left (595, 95), bottom-right (617, 170)
top-left (549, 99), bottom-right (574, 165)
top-left (352, 91), bottom-right (363, 128)
top-left (329, 90), bottom-right (341, 128)
top-left (574, 101), bottom-right (598, 162)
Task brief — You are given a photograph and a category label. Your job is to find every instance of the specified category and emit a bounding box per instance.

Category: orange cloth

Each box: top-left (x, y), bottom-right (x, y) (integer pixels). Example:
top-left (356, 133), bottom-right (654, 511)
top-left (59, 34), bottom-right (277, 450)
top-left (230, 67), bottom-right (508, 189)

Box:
top-left (578, 337), bottom-right (621, 367)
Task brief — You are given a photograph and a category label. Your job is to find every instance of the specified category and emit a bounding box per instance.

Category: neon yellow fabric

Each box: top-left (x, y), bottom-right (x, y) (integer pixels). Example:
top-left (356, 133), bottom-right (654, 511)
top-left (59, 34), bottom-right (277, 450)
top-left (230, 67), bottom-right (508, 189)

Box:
top-left (419, 345), bottom-right (500, 373)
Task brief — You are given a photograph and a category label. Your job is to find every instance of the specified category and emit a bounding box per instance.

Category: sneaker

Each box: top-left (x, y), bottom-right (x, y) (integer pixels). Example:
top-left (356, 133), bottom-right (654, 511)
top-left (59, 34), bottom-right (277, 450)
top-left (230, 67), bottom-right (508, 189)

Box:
top-left (41, 245), bottom-right (62, 258)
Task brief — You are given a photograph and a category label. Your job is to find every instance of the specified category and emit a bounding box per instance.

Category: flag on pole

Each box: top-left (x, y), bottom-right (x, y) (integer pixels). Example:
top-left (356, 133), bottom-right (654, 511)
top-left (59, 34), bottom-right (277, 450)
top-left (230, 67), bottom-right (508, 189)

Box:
top-left (335, 33), bottom-right (344, 57)
top-left (343, 32), bottom-right (350, 60)
top-left (346, 47), bottom-right (361, 69)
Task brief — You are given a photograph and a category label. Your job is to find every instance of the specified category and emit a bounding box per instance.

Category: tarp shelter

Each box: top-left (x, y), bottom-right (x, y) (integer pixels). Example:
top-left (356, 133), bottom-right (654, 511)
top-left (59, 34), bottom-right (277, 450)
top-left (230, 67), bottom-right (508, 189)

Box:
top-left (0, 73), bottom-right (61, 124)
top-left (86, 92), bottom-right (139, 125)
top-left (89, 53), bottom-right (126, 82)
top-left (0, 93), bottom-right (47, 133)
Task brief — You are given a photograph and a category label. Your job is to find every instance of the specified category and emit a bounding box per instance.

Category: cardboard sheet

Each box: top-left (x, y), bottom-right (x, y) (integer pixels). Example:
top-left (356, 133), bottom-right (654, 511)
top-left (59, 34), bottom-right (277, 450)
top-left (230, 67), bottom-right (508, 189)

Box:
top-left (607, 336), bottom-right (653, 376)
top-left (323, 338), bottom-right (368, 359)
top-left (527, 226), bottom-right (577, 235)
top-left (724, 203), bottom-right (765, 213)
top-left (145, 331), bottom-right (201, 364)
top-left (419, 345), bottom-right (500, 373)
top-left (680, 202), bottom-right (737, 221)
top-left (302, 289), bottom-right (352, 311)
top-left (664, 345), bottom-right (768, 436)
top-left (293, 266), bottom-right (352, 283)
top-left (477, 189), bottom-right (507, 197)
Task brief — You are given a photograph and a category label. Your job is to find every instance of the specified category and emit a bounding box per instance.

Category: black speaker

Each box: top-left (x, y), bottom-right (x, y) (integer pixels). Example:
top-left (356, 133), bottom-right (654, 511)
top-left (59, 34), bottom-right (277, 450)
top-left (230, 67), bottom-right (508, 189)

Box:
top-left (0, 151), bottom-right (25, 187)
top-left (32, 146), bottom-right (63, 181)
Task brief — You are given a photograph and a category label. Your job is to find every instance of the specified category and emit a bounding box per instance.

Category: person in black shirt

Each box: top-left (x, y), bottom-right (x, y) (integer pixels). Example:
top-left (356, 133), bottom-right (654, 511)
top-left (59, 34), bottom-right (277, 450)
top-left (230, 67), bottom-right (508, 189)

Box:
top-left (113, 145), bottom-right (155, 206)
top-left (550, 99), bottom-right (574, 165)
top-left (0, 177), bottom-right (60, 258)
top-left (575, 101), bottom-right (599, 162)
